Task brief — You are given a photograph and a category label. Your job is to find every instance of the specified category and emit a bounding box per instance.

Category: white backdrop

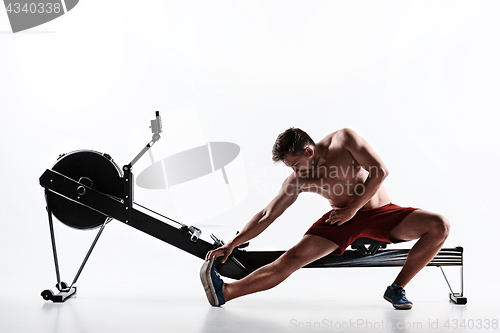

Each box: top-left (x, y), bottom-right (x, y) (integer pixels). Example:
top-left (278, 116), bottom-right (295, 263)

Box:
top-left (0, 0), bottom-right (499, 308)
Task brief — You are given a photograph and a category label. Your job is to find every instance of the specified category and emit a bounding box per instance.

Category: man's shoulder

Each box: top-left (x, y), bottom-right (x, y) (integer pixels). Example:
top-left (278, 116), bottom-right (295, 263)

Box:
top-left (282, 172), bottom-right (300, 186)
top-left (317, 128), bottom-right (355, 149)
top-left (281, 172), bottom-right (305, 194)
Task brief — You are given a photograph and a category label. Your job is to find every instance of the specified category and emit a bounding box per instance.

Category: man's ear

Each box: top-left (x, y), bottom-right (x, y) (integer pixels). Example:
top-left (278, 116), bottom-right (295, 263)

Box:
top-left (304, 146), bottom-right (314, 157)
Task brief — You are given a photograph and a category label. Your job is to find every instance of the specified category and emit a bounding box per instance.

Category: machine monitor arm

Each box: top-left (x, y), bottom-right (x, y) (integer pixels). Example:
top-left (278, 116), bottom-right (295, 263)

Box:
top-left (126, 111), bottom-right (162, 170)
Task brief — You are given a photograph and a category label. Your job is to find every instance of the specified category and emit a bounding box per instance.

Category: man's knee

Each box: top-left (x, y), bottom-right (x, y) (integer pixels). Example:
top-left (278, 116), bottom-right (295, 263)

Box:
top-left (279, 246), bottom-right (309, 271)
top-left (277, 235), bottom-right (338, 271)
top-left (430, 214), bottom-right (451, 240)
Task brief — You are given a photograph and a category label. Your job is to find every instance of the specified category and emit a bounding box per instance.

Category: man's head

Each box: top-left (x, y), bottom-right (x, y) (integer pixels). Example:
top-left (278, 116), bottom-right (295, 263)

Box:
top-left (272, 128), bottom-right (316, 175)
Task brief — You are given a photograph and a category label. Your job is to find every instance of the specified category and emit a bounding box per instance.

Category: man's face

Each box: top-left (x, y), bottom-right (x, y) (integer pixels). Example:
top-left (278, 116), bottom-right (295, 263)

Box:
top-left (283, 147), bottom-right (314, 177)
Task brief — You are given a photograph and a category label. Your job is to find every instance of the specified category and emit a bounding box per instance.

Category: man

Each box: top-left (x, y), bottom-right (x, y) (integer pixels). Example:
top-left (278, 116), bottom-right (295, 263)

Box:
top-left (200, 128), bottom-right (450, 309)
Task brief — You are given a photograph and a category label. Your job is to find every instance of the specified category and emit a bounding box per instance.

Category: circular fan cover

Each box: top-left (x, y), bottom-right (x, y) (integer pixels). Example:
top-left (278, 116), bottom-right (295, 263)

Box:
top-left (46, 150), bottom-right (123, 230)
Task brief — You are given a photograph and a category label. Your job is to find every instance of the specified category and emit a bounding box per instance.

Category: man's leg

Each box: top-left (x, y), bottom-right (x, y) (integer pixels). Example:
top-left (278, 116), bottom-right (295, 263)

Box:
top-left (223, 235), bottom-right (339, 302)
top-left (389, 210), bottom-right (451, 287)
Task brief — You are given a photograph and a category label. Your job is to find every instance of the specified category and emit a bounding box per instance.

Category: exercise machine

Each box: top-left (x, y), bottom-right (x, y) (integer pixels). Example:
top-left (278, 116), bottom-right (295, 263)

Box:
top-left (39, 112), bottom-right (466, 304)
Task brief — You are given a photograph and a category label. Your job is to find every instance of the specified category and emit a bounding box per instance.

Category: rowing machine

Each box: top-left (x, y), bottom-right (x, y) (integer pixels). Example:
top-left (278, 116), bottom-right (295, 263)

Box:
top-left (39, 111), bottom-right (466, 304)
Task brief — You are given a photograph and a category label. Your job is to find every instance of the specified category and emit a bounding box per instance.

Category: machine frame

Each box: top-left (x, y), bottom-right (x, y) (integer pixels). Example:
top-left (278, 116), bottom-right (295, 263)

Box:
top-left (39, 112), bottom-right (466, 305)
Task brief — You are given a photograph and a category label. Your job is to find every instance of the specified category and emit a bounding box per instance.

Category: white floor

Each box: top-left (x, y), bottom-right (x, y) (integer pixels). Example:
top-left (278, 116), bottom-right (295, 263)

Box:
top-left (0, 263), bottom-right (489, 333)
top-left (0, 218), bottom-right (490, 333)
top-left (0, 291), bottom-right (481, 333)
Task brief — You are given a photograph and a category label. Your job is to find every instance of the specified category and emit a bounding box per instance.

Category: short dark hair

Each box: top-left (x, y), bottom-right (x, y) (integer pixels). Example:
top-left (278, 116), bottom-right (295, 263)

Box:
top-left (272, 128), bottom-right (315, 162)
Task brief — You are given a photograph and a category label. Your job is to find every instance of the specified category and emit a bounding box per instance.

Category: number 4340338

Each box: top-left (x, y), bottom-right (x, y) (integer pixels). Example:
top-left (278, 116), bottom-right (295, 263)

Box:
top-left (6, 2), bottom-right (62, 14)
top-left (444, 319), bottom-right (498, 330)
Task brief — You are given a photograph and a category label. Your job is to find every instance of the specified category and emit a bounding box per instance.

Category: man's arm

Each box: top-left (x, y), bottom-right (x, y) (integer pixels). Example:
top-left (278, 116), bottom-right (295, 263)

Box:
top-left (205, 175), bottom-right (300, 263)
top-left (327, 128), bottom-right (389, 225)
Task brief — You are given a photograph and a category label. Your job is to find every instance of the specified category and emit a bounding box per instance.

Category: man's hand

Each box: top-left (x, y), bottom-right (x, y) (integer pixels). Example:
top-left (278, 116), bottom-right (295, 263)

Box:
top-left (325, 206), bottom-right (357, 226)
top-left (205, 243), bottom-right (235, 263)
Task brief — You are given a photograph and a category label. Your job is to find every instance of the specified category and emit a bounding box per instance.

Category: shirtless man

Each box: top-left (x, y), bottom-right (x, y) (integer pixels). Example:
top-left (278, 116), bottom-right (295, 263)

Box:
top-left (200, 128), bottom-right (450, 309)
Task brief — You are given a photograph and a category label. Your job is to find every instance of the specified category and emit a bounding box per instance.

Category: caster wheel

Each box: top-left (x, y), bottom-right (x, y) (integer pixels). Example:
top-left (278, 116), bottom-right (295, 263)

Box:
top-left (41, 289), bottom-right (54, 301)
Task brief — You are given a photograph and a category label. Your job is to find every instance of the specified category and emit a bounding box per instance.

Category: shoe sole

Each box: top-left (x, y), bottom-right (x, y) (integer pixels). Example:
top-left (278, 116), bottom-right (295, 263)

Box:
top-left (384, 296), bottom-right (413, 310)
top-left (200, 259), bottom-right (219, 307)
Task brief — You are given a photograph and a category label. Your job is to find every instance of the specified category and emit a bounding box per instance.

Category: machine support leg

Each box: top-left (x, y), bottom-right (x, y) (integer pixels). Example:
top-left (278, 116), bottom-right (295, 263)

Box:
top-left (70, 218), bottom-right (109, 288)
top-left (41, 210), bottom-right (109, 302)
top-left (42, 204), bottom-right (77, 302)
top-left (438, 265), bottom-right (455, 294)
top-left (438, 265), bottom-right (467, 305)
top-left (46, 205), bottom-right (62, 289)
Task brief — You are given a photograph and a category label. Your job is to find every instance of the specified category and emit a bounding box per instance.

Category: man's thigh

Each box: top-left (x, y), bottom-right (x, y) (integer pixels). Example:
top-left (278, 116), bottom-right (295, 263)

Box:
top-left (283, 234), bottom-right (339, 268)
top-left (389, 209), bottom-right (445, 242)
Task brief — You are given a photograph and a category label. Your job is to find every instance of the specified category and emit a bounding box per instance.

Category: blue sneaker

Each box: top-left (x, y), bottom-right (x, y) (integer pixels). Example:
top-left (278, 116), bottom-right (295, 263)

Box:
top-left (200, 258), bottom-right (226, 306)
top-left (384, 284), bottom-right (413, 309)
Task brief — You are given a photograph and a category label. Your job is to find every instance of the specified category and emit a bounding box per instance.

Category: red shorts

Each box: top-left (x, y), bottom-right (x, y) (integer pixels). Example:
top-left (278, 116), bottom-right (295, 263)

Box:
top-left (304, 203), bottom-right (418, 255)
